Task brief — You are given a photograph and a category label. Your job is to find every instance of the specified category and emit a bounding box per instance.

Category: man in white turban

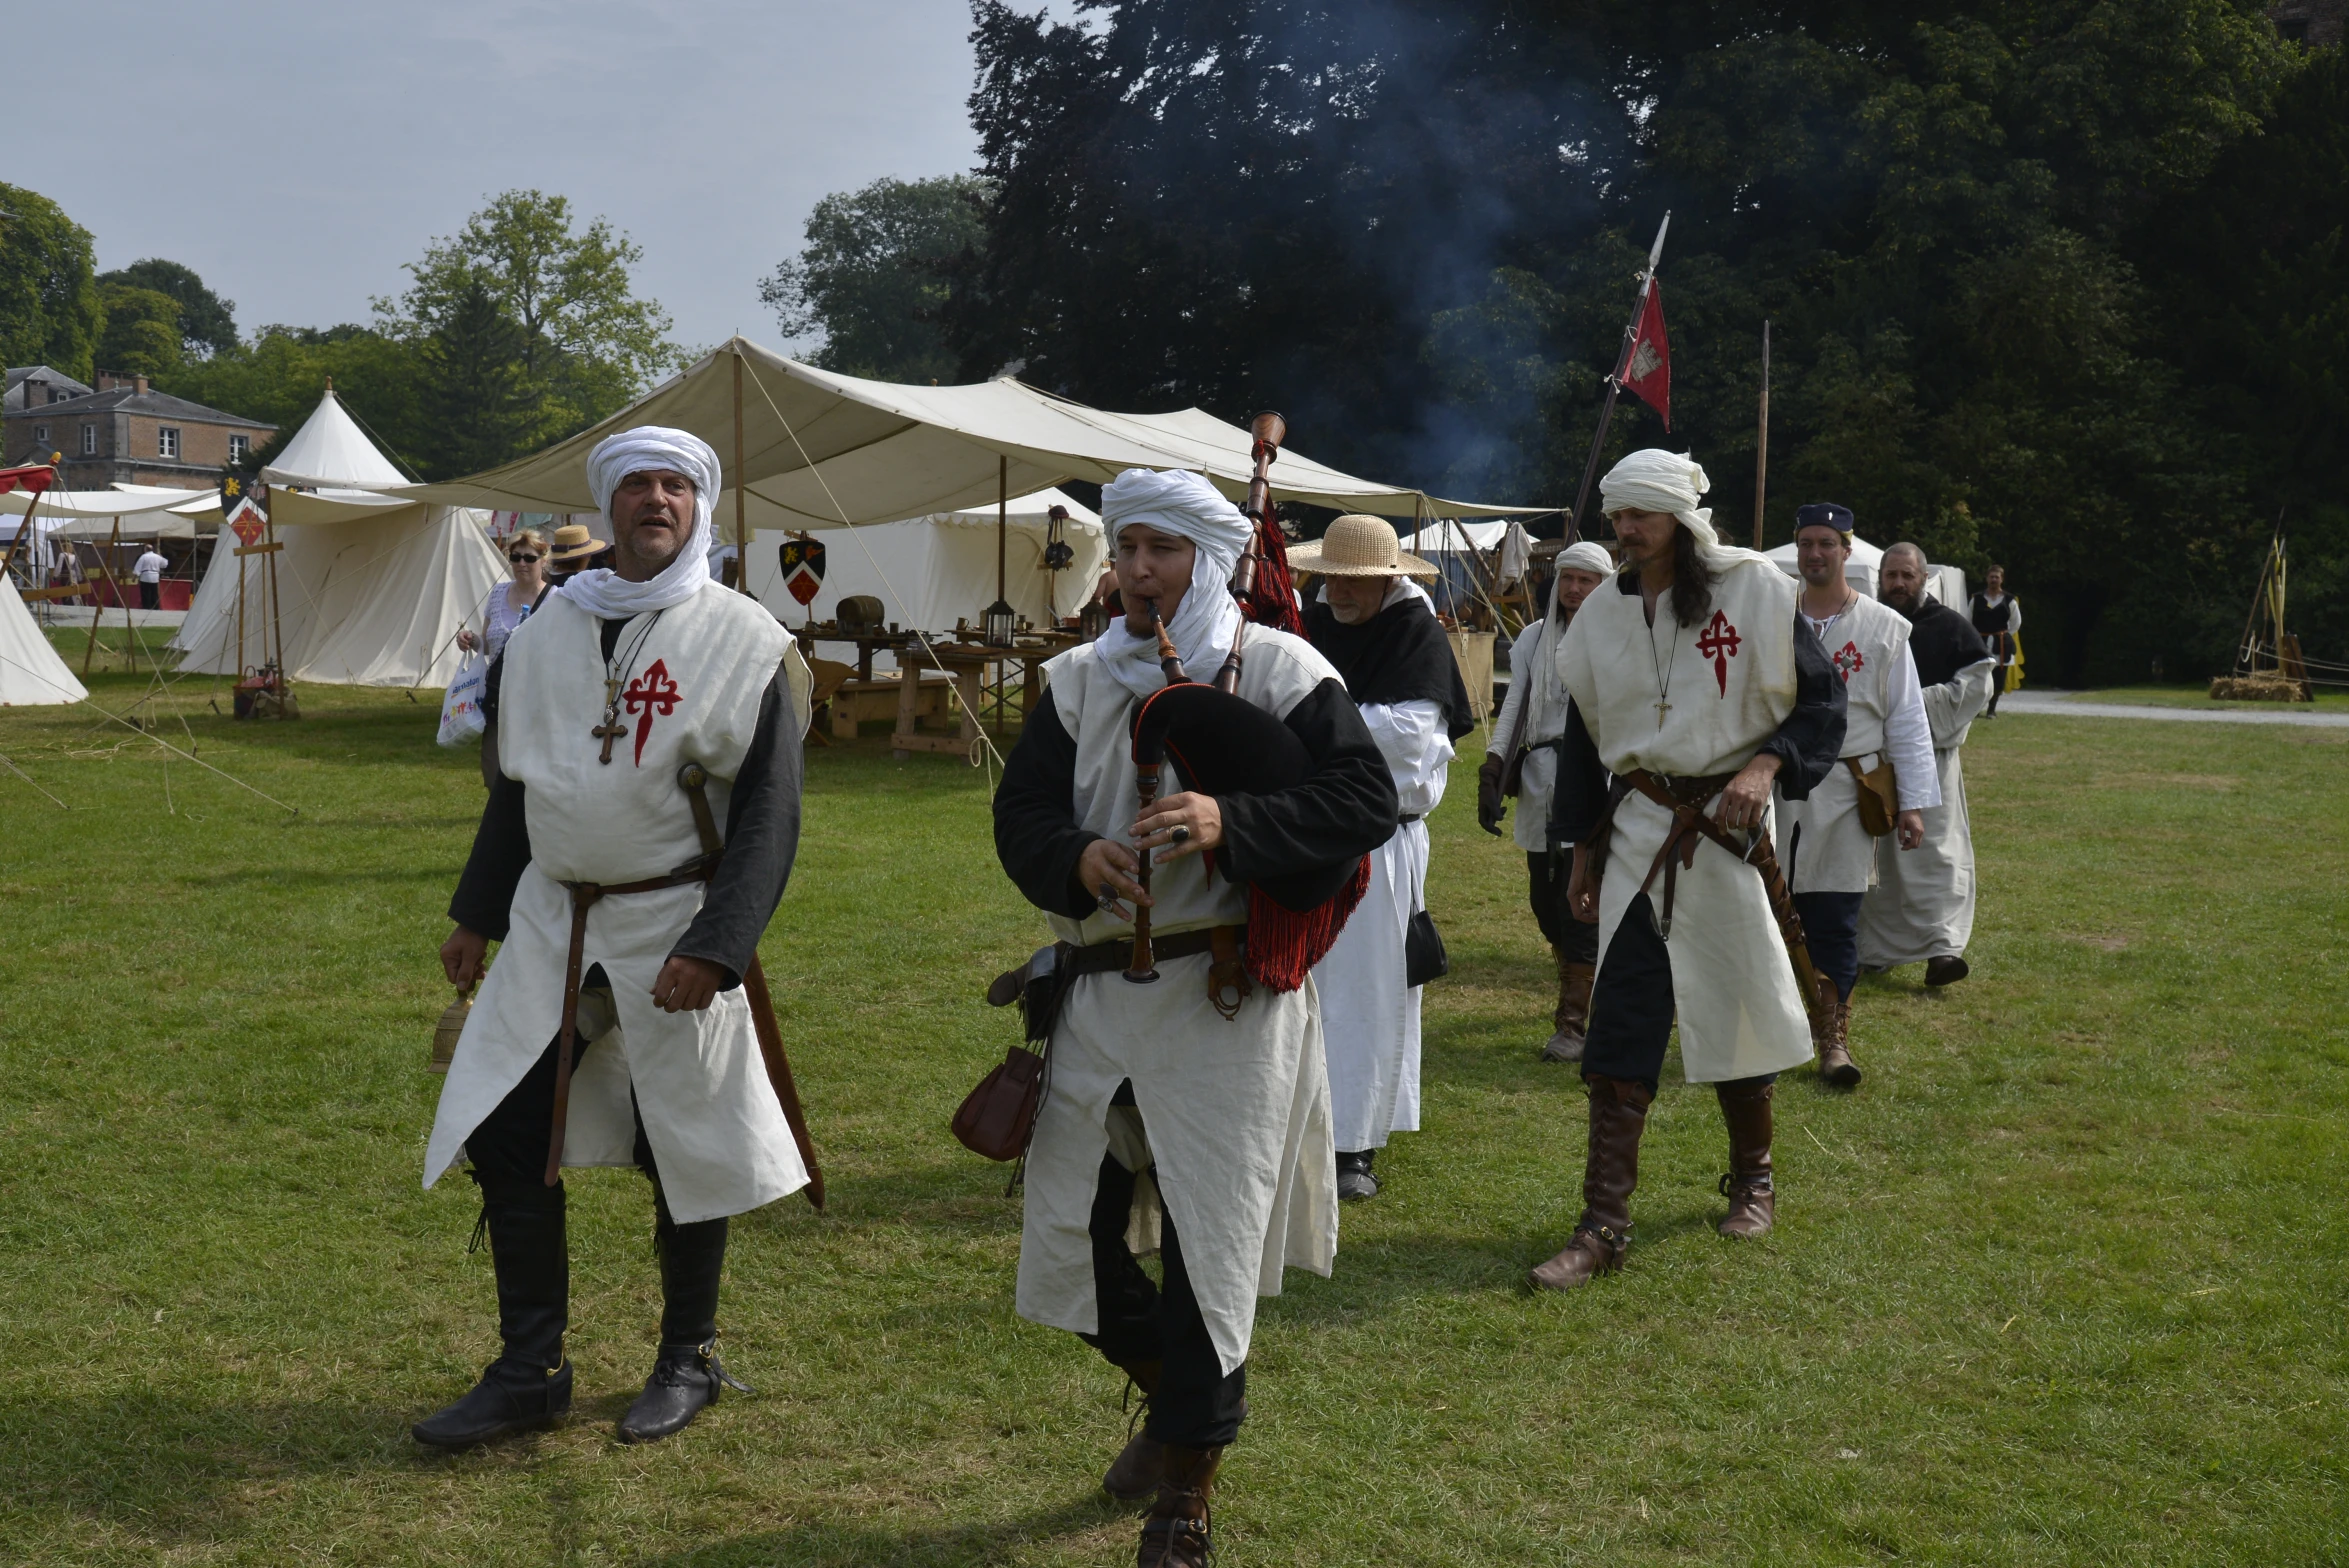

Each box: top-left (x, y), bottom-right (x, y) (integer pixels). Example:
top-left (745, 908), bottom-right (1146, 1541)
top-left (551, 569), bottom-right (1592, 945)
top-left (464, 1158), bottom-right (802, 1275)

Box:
top-left (416, 426), bottom-right (815, 1451)
top-left (1481, 537), bottom-right (1615, 1062)
top-left (1528, 449), bottom-right (1847, 1293)
top-left (990, 467), bottom-right (1397, 1564)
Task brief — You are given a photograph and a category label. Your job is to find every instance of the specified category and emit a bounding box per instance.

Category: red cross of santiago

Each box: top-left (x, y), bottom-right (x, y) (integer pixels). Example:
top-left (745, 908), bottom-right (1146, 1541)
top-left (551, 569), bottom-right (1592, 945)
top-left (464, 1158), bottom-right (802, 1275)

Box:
top-left (1696, 610), bottom-right (1741, 695)
top-left (1833, 640), bottom-right (1864, 680)
top-left (624, 659), bottom-right (682, 767)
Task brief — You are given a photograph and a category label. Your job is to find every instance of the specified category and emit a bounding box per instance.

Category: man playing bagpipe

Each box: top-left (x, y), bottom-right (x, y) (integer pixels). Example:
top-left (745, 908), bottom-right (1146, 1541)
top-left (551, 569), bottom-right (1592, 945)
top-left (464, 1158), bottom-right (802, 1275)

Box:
top-left (991, 465), bottom-right (1398, 1566)
top-left (1531, 450), bottom-right (1846, 1290)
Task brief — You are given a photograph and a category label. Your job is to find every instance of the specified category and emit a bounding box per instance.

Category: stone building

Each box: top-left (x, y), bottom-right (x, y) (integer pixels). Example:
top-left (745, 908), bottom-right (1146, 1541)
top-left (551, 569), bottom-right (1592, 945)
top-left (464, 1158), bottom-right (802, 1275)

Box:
top-left (4, 369), bottom-right (275, 489)
top-left (2271, 0), bottom-right (2344, 45)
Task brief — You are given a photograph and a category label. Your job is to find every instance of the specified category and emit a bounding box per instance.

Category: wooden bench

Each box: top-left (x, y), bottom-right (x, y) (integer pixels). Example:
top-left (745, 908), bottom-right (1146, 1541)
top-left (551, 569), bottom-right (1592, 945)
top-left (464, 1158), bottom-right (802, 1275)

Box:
top-left (830, 670), bottom-right (954, 741)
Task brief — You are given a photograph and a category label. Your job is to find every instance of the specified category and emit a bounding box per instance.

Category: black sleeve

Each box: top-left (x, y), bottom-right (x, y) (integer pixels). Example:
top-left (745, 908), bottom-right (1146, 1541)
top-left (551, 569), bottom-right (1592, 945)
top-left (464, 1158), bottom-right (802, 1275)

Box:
top-left (480, 647), bottom-right (506, 724)
top-left (449, 772), bottom-right (531, 941)
top-left (1546, 699), bottom-right (1609, 845)
top-left (993, 686), bottom-right (1103, 920)
top-left (1758, 614), bottom-right (1849, 800)
top-left (1215, 679), bottom-right (1401, 883)
top-left (670, 665), bottom-right (803, 989)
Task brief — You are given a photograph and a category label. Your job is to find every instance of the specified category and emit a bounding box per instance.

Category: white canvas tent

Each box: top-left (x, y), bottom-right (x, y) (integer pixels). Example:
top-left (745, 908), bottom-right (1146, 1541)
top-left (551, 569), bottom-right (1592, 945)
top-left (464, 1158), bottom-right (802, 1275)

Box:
top-left (404, 337), bottom-right (1539, 531)
top-left (171, 393), bottom-right (503, 687)
top-left (0, 581), bottom-right (88, 705)
top-left (747, 487), bottom-right (1107, 633)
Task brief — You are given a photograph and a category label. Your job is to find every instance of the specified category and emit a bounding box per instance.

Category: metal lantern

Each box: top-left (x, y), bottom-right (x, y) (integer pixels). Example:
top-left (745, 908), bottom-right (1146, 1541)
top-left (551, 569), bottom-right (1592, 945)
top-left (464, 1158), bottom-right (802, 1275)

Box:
top-left (1043, 504), bottom-right (1075, 572)
top-left (983, 598), bottom-right (1018, 648)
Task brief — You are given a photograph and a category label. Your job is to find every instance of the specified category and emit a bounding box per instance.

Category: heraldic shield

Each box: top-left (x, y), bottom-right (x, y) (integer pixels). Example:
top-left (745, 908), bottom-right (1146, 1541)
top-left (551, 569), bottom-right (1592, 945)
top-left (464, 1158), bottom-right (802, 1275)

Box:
top-left (778, 537), bottom-right (827, 606)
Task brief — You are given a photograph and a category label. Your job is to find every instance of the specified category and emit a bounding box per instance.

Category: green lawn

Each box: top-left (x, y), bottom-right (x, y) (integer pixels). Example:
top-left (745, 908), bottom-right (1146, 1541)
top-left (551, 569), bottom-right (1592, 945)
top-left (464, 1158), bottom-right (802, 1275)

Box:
top-left (2057, 682), bottom-right (2349, 712)
top-left (2, 654), bottom-right (2344, 1566)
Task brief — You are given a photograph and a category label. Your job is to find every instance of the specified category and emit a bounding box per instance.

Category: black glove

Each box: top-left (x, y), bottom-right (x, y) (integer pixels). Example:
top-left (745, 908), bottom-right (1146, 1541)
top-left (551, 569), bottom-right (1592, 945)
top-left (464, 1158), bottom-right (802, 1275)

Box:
top-left (1476, 754), bottom-right (1507, 836)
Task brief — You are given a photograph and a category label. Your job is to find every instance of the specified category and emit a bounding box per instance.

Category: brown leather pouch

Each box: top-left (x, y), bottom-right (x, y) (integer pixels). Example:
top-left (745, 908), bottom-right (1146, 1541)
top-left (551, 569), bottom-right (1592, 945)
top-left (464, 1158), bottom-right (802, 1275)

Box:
top-left (1844, 754), bottom-right (1898, 837)
top-left (952, 1046), bottom-right (1046, 1162)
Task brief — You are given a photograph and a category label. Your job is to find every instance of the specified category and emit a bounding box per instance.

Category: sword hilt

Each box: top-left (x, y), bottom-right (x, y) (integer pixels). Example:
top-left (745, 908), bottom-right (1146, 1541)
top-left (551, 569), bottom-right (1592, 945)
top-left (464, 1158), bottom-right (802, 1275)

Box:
top-left (677, 762), bottom-right (723, 857)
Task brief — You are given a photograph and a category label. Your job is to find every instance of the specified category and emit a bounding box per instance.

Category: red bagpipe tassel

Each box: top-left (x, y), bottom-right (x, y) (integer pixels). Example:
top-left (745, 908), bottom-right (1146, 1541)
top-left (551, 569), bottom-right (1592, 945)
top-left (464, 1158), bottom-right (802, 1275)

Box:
top-left (1243, 855), bottom-right (1370, 992)
top-left (1239, 513), bottom-right (1303, 635)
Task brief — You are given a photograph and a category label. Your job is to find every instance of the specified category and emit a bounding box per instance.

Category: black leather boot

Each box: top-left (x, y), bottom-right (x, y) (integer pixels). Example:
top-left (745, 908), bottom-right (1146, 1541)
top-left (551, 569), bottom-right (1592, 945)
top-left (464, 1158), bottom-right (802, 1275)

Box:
top-left (616, 1205), bottom-right (740, 1444)
top-left (413, 1183), bottom-right (572, 1449)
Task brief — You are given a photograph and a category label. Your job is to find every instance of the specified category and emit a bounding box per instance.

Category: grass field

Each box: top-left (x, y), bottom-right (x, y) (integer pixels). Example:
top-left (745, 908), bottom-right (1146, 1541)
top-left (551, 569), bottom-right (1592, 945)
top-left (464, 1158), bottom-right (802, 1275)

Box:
top-left (2057, 683), bottom-right (2349, 712)
top-left (2, 651), bottom-right (2345, 1566)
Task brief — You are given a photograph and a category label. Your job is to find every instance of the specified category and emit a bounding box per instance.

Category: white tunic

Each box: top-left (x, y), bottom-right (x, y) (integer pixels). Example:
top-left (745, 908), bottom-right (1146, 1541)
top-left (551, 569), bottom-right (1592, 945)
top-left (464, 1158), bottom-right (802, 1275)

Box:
top-left (1491, 613), bottom-right (1570, 852)
top-left (1781, 593), bottom-right (1939, 895)
top-left (1017, 624), bottom-right (1340, 1377)
top-left (1314, 696), bottom-right (1450, 1151)
top-left (423, 586), bottom-right (814, 1225)
top-left (1861, 657), bottom-right (1995, 966)
top-left (1556, 554), bottom-right (1815, 1083)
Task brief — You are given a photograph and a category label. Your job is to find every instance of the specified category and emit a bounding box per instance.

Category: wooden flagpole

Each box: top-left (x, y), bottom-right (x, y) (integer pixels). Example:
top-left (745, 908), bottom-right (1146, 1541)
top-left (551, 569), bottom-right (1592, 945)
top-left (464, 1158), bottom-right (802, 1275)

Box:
top-left (1753, 320), bottom-right (1771, 551)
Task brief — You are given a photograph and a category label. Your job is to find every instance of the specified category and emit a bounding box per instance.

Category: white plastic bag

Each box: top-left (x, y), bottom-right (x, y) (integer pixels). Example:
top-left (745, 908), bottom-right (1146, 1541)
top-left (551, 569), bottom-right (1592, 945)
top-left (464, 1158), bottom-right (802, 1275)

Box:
top-left (437, 654), bottom-right (488, 747)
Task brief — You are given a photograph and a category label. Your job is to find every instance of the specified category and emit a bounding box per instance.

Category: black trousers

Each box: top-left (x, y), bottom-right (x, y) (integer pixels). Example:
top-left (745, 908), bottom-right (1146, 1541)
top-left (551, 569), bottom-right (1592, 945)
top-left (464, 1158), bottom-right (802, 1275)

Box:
top-left (138, 581), bottom-right (159, 609)
top-left (1077, 1088), bottom-right (1247, 1448)
top-left (1582, 892), bottom-right (1777, 1097)
top-left (1793, 891), bottom-right (1865, 1002)
top-left (1528, 851), bottom-right (1600, 963)
top-left (466, 965), bottom-right (727, 1349)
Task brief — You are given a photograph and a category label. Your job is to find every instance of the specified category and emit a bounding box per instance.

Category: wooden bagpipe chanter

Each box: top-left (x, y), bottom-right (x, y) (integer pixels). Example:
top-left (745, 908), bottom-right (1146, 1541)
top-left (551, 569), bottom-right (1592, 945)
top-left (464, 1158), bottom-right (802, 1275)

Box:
top-left (1120, 413), bottom-right (1371, 999)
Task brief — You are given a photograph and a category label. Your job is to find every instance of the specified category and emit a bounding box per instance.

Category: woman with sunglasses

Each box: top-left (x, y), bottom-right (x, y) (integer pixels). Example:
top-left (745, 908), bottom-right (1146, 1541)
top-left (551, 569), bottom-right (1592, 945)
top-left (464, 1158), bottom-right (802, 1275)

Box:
top-left (461, 529), bottom-right (550, 662)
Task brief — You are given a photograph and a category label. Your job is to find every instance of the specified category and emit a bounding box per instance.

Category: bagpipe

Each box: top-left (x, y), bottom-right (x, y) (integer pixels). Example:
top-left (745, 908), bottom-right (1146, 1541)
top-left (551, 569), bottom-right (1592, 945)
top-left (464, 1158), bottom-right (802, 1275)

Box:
top-left (1123, 413), bottom-right (1369, 995)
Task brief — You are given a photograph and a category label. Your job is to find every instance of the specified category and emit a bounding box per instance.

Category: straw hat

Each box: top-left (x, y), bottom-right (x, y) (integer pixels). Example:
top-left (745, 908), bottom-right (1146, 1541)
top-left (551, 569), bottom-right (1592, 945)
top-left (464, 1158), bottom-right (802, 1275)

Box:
top-left (1287, 514), bottom-right (1438, 580)
top-left (548, 523), bottom-right (610, 565)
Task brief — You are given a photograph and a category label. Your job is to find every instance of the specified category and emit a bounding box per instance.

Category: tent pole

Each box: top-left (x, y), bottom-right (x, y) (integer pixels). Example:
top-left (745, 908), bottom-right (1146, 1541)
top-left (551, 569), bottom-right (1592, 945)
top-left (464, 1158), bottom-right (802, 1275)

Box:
top-left (1752, 320), bottom-right (1770, 551)
top-left (83, 518), bottom-right (120, 677)
top-left (236, 537), bottom-right (248, 677)
top-left (733, 348), bottom-right (748, 595)
top-left (116, 517), bottom-right (137, 670)
top-left (997, 455), bottom-right (1008, 606)
top-left (267, 518), bottom-right (287, 697)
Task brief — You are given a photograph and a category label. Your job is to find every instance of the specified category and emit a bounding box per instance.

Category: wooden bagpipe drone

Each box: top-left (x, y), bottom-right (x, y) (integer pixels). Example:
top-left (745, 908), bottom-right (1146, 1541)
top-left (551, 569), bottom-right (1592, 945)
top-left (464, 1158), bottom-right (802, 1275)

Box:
top-left (1122, 412), bottom-right (1372, 997)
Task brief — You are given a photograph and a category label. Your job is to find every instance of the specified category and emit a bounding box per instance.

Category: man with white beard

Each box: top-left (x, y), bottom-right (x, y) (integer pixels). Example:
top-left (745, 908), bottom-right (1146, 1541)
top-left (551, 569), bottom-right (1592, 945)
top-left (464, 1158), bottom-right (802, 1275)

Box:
top-left (1777, 503), bottom-right (1938, 1087)
top-left (1860, 543), bottom-right (1995, 985)
top-left (1481, 539), bottom-right (1616, 1062)
top-left (1294, 515), bottom-right (1476, 1202)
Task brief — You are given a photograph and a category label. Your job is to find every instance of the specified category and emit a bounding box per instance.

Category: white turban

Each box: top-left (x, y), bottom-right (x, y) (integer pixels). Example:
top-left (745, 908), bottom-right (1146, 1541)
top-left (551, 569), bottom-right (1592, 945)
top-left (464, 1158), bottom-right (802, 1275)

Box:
top-left (1094, 467), bottom-right (1252, 700)
top-left (559, 425), bottom-right (722, 618)
top-left (1555, 540), bottom-right (1614, 576)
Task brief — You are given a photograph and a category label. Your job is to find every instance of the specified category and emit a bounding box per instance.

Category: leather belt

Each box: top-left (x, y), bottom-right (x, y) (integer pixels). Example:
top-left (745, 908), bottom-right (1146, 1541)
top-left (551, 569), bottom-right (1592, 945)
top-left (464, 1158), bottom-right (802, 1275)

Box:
top-left (544, 856), bottom-right (718, 1186)
top-left (1398, 813), bottom-right (1423, 825)
top-left (1065, 925), bottom-right (1243, 978)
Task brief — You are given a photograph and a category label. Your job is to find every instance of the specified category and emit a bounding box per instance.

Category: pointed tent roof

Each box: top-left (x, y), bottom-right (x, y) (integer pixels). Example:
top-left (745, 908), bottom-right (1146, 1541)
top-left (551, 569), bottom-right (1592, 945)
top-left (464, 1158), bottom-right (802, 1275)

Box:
top-left (0, 581), bottom-right (89, 706)
top-left (261, 384), bottom-right (411, 490)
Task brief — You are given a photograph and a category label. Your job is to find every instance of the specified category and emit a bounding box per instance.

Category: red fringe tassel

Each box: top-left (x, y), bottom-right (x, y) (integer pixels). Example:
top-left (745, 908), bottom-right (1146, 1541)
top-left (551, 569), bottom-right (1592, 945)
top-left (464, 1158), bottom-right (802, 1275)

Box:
top-left (1245, 855), bottom-right (1371, 992)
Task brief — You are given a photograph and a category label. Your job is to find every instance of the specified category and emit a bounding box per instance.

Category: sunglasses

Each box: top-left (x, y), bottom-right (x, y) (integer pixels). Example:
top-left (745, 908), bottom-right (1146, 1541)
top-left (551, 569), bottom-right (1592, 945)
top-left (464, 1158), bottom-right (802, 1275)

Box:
top-left (509, 553), bottom-right (541, 564)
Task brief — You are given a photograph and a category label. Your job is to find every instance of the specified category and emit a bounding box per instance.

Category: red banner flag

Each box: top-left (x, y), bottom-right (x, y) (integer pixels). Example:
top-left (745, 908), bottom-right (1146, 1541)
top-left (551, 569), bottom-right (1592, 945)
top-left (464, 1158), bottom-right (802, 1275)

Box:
top-left (1622, 279), bottom-right (1671, 431)
top-left (0, 462), bottom-right (56, 499)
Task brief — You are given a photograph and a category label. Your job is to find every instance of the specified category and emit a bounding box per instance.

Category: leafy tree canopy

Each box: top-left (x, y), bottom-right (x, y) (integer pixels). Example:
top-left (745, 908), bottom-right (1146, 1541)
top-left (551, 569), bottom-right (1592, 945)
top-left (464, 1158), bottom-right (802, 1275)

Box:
top-left (98, 259), bottom-right (237, 358)
top-left (95, 282), bottom-right (183, 379)
top-left (0, 184), bottom-right (102, 380)
top-left (761, 174), bottom-right (991, 382)
top-left (948, 0), bottom-right (2310, 681)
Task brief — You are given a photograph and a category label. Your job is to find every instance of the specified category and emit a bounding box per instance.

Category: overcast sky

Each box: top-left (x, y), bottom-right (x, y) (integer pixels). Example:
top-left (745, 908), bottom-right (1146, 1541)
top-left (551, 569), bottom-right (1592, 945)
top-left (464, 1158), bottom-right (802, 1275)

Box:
top-left (18, 0), bottom-right (995, 354)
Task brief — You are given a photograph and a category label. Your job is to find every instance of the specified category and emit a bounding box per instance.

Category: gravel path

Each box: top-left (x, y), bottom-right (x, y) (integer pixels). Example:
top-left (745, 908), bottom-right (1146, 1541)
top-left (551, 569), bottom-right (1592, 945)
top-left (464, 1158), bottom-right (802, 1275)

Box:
top-left (1996, 689), bottom-right (2349, 728)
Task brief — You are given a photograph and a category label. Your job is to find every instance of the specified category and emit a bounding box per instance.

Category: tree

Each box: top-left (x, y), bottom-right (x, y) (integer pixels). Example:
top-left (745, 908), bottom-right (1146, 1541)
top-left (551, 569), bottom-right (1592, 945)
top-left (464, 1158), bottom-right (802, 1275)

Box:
top-left (418, 276), bottom-right (532, 480)
top-left (379, 190), bottom-right (679, 443)
top-left (0, 183), bottom-right (102, 379)
top-left (760, 175), bottom-right (989, 381)
top-left (163, 325), bottom-right (430, 478)
top-left (98, 259), bottom-right (237, 358)
top-left (95, 282), bottom-right (184, 378)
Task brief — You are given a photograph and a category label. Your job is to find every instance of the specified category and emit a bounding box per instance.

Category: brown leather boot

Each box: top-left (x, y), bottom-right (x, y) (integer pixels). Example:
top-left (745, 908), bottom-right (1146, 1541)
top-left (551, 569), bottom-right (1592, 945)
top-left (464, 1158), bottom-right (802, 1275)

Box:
top-left (1101, 1360), bottom-right (1164, 1504)
top-left (1528, 1074), bottom-right (1652, 1291)
top-left (1540, 955), bottom-right (1595, 1064)
top-left (1136, 1443), bottom-right (1222, 1567)
top-left (1714, 1080), bottom-right (1775, 1238)
top-left (1816, 997), bottom-right (1861, 1087)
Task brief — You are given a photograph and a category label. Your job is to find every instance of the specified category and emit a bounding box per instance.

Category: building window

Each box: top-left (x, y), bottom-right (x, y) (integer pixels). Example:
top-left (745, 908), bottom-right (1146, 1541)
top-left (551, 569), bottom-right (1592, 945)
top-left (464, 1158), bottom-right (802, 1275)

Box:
top-left (81, 425), bottom-right (97, 455)
top-left (228, 434), bottom-right (250, 462)
top-left (158, 427), bottom-right (180, 459)
top-left (32, 424), bottom-right (47, 444)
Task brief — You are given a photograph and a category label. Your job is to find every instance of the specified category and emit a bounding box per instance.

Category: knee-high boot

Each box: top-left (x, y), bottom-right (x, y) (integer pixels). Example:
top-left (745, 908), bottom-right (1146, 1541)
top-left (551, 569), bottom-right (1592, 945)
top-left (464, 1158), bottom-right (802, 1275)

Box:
top-left (1528, 1074), bottom-right (1652, 1290)
top-left (1540, 948), bottom-right (1596, 1063)
top-left (1714, 1078), bottom-right (1776, 1238)
top-left (412, 1180), bottom-right (573, 1448)
top-left (618, 1194), bottom-right (737, 1444)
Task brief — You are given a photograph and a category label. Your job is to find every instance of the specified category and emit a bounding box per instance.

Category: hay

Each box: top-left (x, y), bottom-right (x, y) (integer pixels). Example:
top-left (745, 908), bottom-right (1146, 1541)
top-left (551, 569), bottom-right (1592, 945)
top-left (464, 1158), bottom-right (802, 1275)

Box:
top-left (2208, 673), bottom-right (2311, 702)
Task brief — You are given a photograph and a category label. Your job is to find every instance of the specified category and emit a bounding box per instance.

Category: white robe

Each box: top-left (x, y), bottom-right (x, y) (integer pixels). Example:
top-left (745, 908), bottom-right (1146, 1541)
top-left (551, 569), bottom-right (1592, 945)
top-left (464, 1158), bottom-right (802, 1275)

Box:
top-left (1781, 594), bottom-right (1939, 895)
top-left (1314, 696), bottom-right (1451, 1151)
top-left (423, 586), bottom-right (814, 1225)
top-left (1556, 554), bottom-right (1815, 1083)
top-left (1492, 614), bottom-right (1569, 852)
top-left (1861, 658), bottom-right (1995, 966)
top-left (1016, 624), bottom-right (1340, 1377)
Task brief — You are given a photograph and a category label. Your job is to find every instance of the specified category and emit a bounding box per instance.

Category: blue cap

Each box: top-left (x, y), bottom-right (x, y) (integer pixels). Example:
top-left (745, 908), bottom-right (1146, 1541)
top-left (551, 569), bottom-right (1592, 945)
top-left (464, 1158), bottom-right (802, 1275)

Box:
top-left (1795, 502), bottom-right (1854, 539)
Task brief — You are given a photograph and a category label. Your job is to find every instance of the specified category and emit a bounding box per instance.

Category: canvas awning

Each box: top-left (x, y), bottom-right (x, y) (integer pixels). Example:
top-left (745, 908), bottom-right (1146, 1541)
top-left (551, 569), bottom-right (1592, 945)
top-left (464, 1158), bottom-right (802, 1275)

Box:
top-left (400, 337), bottom-right (1540, 530)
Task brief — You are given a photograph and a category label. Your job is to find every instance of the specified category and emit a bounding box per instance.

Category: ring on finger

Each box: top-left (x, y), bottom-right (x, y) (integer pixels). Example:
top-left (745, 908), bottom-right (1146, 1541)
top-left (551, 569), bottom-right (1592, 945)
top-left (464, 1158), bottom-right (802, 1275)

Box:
top-left (1169, 825), bottom-right (1192, 845)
